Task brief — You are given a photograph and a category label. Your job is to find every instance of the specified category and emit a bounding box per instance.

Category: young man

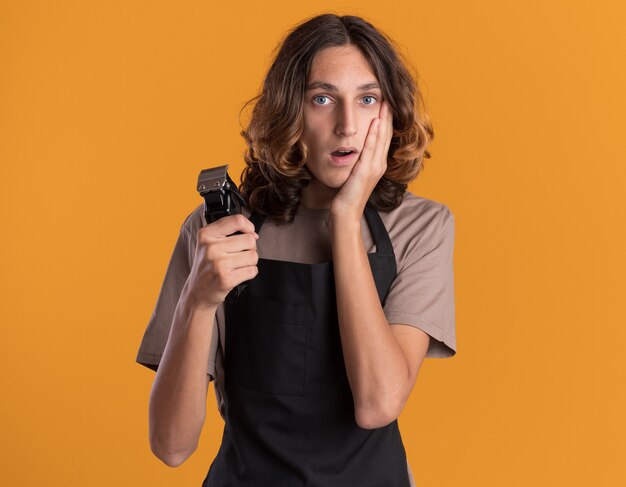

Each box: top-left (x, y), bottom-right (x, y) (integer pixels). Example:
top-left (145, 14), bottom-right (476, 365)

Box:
top-left (136, 13), bottom-right (456, 487)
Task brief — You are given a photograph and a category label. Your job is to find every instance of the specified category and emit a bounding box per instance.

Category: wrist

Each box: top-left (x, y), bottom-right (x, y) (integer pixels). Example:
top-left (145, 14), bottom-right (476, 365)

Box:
top-left (181, 283), bottom-right (219, 315)
top-left (329, 210), bottom-right (362, 228)
top-left (329, 213), bottom-right (362, 239)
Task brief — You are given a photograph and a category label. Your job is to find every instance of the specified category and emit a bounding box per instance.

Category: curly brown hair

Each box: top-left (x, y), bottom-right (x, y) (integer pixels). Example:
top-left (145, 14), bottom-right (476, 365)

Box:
top-left (238, 13), bottom-right (434, 224)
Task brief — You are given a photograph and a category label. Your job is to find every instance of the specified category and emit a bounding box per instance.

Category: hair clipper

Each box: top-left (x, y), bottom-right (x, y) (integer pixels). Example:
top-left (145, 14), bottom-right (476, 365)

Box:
top-left (196, 164), bottom-right (248, 300)
top-left (197, 165), bottom-right (246, 224)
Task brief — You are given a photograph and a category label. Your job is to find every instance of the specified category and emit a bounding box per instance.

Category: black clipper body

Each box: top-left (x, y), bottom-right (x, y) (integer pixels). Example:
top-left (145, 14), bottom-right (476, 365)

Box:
top-left (196, 164), bottom-right (249, 301)
top-left (196, 165), bottom-right (246, 224)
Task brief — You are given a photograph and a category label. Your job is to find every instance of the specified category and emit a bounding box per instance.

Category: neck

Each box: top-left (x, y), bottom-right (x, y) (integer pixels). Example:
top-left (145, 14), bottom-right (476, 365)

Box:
top-left (300, 180), bottom-right (337, 210)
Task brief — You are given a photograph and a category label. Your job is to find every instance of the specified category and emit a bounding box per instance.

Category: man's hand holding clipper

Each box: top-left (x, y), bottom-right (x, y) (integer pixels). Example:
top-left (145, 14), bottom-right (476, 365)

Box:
top-left (187, 215), bottom-right (259, 309)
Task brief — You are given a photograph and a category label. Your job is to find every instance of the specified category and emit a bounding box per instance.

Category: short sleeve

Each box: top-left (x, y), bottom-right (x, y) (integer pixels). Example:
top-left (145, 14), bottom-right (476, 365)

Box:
top-left (135, 218), bottom-right (219, 380)
top-left (383, 208), bottom-right (456, 358)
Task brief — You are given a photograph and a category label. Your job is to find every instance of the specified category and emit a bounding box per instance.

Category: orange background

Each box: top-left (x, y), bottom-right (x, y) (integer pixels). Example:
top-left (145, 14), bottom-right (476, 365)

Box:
top-left (1, 1), bottom-right (624, 486)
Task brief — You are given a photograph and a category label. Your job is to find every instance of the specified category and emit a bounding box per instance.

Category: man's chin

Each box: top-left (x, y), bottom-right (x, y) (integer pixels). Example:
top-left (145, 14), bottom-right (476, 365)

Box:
top-left (326, 178), bottom-right (349, 190)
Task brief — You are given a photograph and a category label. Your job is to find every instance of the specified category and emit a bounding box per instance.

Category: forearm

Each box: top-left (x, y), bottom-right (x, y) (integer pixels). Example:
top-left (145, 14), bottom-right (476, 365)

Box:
top-left (148, 281), bottom-right (216, 466)
top-left (330, 216), bottom-right (409, 429)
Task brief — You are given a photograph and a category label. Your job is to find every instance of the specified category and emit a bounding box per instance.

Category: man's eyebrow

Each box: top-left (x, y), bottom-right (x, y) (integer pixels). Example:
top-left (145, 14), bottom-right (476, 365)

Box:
top-left (305, 81), bottom-right (381, 91)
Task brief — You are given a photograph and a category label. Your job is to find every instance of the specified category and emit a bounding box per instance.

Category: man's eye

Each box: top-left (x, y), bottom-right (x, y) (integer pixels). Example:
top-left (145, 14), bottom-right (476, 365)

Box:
top-left (313, 95), bottom-right (331, 105)
top-left (362, 96), bottom-right (377, 105)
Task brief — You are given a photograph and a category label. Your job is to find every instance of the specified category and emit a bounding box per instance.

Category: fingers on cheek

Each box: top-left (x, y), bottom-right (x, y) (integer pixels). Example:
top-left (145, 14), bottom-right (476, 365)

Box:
top-left (375, 162), bottom-right (386, 180)
top-left (367, 119), bottom-right (379, 148)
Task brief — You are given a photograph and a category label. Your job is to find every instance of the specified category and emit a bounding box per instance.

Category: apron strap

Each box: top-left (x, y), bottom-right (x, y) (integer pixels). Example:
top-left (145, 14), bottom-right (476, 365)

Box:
top-left (364, 205), bottom-right (394, 254)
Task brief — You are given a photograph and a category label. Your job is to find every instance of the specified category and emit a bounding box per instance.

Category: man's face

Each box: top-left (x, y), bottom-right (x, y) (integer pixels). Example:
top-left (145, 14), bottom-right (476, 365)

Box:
top-left (300, 44), bottom-right (383, 206)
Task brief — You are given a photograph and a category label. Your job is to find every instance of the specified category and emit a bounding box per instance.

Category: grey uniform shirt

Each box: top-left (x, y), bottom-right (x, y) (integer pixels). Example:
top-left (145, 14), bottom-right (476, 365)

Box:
top-left (136, 191), bottom-right (457, 486)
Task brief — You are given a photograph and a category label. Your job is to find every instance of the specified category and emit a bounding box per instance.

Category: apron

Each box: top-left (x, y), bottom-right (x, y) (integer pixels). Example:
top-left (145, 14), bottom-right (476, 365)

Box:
top-left (202, 205), bottom-right (411, 487)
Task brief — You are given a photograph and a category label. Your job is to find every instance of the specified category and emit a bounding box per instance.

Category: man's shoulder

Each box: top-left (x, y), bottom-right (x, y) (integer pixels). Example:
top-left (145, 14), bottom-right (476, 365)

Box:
top-left (382, 191), bottom-right (453, 227)
top-left (180, 202), bottom-right (205, 240)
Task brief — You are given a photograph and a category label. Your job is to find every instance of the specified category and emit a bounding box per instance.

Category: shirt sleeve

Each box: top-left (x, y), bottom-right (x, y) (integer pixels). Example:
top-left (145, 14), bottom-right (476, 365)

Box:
top-left (383, 207), bottom-right (457, 358)
top-left (135, 219), bottom-right (219, 380)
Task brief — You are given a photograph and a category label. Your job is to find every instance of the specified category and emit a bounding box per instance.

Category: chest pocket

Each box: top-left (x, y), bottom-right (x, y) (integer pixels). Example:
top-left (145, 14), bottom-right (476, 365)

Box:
top-left (231, 293), bottom-right (310, 396)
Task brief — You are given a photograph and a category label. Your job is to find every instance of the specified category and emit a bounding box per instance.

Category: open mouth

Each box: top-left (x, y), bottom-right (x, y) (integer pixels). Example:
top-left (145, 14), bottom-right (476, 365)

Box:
top-left (331, 149), bottom-right (355, 157)
top-left (330, 149), bottom-right (358, 165)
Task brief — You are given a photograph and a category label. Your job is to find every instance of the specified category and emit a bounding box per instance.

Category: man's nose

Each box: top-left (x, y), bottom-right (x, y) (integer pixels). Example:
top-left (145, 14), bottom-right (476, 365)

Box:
top-left (334, 102), bottom-right (357, 137)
